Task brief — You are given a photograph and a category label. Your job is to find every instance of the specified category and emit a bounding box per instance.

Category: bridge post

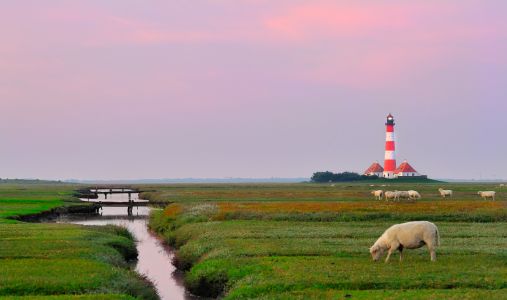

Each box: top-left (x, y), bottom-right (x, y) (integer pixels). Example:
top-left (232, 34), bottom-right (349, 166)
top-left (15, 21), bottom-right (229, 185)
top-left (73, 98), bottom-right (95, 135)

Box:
top-left (104, 193), bottom-right (107, 199)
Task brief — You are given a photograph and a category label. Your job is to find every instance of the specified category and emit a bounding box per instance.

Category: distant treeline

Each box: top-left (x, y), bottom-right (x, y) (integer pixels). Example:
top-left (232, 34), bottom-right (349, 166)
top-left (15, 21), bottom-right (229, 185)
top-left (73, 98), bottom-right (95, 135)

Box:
top-left (64, 177), bottom-right (311, 184)
top-left (311, 171), bottom-right (378, 183)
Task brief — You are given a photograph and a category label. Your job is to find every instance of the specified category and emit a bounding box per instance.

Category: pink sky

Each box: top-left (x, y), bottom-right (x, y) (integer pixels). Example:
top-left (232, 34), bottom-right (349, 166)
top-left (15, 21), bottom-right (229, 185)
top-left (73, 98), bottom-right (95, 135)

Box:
top-left (1, 0), bottom-right (506, 180)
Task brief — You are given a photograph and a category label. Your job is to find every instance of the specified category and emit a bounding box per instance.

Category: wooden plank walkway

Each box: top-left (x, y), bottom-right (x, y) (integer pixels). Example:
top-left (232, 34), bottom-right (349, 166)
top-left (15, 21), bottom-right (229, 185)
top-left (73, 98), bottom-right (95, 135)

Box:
top-left (86, 201), bottom-right (171, 207)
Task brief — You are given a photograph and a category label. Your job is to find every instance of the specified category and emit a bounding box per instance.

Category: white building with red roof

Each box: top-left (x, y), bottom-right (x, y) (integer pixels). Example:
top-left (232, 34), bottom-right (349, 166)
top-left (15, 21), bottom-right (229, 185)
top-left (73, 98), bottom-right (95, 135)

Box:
top-left (394, 159), bottom-right (420, 177)
top-left (364, 160), bottom-right (384, 177)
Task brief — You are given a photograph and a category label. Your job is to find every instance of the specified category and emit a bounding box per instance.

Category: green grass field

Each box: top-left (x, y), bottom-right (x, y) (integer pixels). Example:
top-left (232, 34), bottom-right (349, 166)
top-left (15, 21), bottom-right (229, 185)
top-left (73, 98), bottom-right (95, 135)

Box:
top-left (139, 181), bottom-right (507, 202)
top-left (3, 180), bottom-right (507, 299)
top-left (145, 181), bottom-right (507, 299)
top-left (0, 181), bottom-right (157, 299)
top-left (0, 182), bottom-right (82, 223)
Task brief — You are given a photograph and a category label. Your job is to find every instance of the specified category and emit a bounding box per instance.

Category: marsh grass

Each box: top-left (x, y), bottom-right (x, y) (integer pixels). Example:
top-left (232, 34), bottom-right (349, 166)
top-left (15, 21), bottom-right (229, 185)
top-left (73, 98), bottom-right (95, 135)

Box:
top-left (0, 295), bottom-right (136, 300)
top-left (151, 201), bottom-right (507, 226)
top-left (155, 220), bottom-right (507, 299)
top-left (0, 183), bottom-right (158, 299)
top-left (138, 182), bottom-right (507, 203)
top-left (146, 182), bottom-right (507, 299)
top-left (0, 184), bottom-right (81, 223)
top-left (239, 289), bottom-right (507, 300)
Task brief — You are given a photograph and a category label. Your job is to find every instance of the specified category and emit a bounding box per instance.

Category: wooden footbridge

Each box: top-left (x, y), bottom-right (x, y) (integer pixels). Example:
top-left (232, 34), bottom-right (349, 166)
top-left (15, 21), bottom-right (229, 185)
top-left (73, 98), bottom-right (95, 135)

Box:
top-left (89, 188), bottom-right (140, 200)
top-left (78, 186), bottom-right (170, 215)
top-left (89, 200), bottom-right (172, 215)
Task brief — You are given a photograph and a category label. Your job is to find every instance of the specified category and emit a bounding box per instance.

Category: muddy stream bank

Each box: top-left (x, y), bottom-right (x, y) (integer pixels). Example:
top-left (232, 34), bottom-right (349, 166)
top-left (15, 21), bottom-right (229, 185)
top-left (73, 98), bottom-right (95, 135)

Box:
top-left (51, 192), bottom-right (203, 300)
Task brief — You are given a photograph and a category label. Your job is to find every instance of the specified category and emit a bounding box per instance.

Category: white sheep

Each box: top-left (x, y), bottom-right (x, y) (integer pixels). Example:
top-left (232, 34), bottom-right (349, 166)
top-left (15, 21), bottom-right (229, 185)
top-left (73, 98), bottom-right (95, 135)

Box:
top-left (369, 221), bottom-right (440, 262)
top-left (381, 184), bottom-right (386, 187)
top-left (408, 190), bottom-right (421, 199)
top-left (438, 188), bottom-right (453, 198)
top-left (500, 184), bottom-right (505, 187)
top-left (371, 190), bottom-right (383, 200)
top-left (384, 191), bottom-right (399, 201)
top-left (396, 190), bottom-right (412, 201)
top-left (478, 191), bottom-right (496, 201)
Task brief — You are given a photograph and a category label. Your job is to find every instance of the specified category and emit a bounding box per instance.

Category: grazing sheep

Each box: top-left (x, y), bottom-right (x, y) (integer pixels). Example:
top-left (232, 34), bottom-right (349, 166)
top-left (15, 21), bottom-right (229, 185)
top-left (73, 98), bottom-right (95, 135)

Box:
top-left (500, 184), bottom-right (505, 187)
top-left (369, 221), bottom-right (440, 262)
top-left (371, 190), bottom-right (383, 200)
top-left (381, 184), bottom-right (386, 187)
top-left (370, 185), bottom-right (375, 187)
top-left (384, 191), bottom-right (399, 201)
top-left (331, 184), bottom-right (335, 187)
top-left (408, 190), bottom-right (421, 199)
top-left (478, 191), bottom-right (496, 201)
top-left (396, 190), bottom-right (412, 201)
top-left (438, 188), bottom-right (453, 198)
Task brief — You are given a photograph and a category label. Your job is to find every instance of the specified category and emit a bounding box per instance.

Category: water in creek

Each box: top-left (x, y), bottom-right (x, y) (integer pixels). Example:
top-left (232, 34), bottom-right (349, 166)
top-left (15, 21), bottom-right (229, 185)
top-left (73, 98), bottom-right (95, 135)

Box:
top-left (57, 194), bottom-right (201, 300)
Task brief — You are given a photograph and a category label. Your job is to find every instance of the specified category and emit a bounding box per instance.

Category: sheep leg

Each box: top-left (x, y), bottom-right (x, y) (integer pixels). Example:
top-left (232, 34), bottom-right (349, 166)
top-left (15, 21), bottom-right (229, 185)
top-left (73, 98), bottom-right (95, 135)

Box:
top-left (385, 250), bottom-right (393, 262)
top-left (427, 243), bottom-right (436, 262)
top-left (385, 242), bottom-right (400, 262)
top-left (429, 248), bottom-right (436, 262)
top-left (399, 246), bottom-right (404, 261)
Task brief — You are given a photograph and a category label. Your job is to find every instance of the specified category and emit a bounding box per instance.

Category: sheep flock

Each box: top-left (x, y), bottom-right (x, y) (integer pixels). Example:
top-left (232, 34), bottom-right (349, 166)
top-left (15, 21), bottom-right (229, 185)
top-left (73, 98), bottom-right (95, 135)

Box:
top-left (370, 188), bottom-right (500, 201)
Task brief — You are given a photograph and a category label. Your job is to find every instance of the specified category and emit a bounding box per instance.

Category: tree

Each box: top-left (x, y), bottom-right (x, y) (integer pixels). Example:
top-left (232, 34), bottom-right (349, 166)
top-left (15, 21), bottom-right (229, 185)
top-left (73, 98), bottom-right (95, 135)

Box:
top-left (311, 171), bottom-right (378, 183)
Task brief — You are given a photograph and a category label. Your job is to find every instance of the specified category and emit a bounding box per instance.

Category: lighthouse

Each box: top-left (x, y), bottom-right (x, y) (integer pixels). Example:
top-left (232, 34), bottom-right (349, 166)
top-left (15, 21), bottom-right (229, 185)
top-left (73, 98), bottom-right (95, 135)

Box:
top-left (363, 114), bottom-right (427, 179)
top-left (383, 113), bottom-right (396, 178)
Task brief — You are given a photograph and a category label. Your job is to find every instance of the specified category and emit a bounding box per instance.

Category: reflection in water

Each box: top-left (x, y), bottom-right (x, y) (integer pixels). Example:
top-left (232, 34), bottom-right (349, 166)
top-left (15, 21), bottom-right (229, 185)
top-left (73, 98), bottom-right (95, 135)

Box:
top-left (57, 207), bottom-right (200, 300)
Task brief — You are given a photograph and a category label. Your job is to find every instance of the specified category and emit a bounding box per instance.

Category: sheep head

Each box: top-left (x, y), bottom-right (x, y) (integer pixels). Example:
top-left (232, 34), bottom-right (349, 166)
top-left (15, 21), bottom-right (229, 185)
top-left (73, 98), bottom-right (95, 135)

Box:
top-left (369, 245), bottom-right (384, 261)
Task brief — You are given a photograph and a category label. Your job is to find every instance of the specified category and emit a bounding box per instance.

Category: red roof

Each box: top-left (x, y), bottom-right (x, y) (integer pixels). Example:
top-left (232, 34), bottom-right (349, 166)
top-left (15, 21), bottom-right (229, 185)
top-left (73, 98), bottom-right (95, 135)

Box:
top-left (394, 160), bottom-right (418, 174)
top-left (364, 161), bottom-right (384, 174)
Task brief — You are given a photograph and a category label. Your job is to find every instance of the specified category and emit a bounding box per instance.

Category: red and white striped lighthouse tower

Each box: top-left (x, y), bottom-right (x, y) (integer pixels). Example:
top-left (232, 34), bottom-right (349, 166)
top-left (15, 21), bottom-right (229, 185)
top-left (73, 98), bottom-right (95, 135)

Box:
top-left (383, 113), bottom-right (396, 178)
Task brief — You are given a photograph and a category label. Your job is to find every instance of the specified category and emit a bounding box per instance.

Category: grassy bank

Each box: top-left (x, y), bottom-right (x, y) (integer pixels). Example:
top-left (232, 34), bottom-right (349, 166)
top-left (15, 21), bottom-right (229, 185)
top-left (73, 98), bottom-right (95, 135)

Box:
top-left (0, 182), bottom-right (158, 299)
top-left (146, 182), bottom-right (507, 299)
top-left (0, 183), bottom-right (83, 223)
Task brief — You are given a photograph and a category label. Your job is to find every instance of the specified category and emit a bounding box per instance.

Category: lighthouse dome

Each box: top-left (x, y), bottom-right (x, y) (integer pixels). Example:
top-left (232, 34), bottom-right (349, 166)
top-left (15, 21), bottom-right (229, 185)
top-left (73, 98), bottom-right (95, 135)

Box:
top-left (386, 113), bottom-right (395, 125)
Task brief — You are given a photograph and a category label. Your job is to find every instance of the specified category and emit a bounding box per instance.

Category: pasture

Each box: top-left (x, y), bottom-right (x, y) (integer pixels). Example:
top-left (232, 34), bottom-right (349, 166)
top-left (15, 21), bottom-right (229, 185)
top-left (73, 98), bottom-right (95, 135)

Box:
top-left (146, 181), bottom-right (507, 299)
top-left (139, 180), bottom-right (507, 203)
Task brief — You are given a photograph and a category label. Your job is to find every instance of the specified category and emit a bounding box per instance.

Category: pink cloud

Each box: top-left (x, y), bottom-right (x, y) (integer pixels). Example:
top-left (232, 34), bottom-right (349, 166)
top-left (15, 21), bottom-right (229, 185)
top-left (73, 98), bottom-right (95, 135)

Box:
top-left (263, 5), bottom-right (404, 41)
top-left (34, 6), bottom-right (223, 46)
top-left (254, 2), bottom-right (506, 88)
